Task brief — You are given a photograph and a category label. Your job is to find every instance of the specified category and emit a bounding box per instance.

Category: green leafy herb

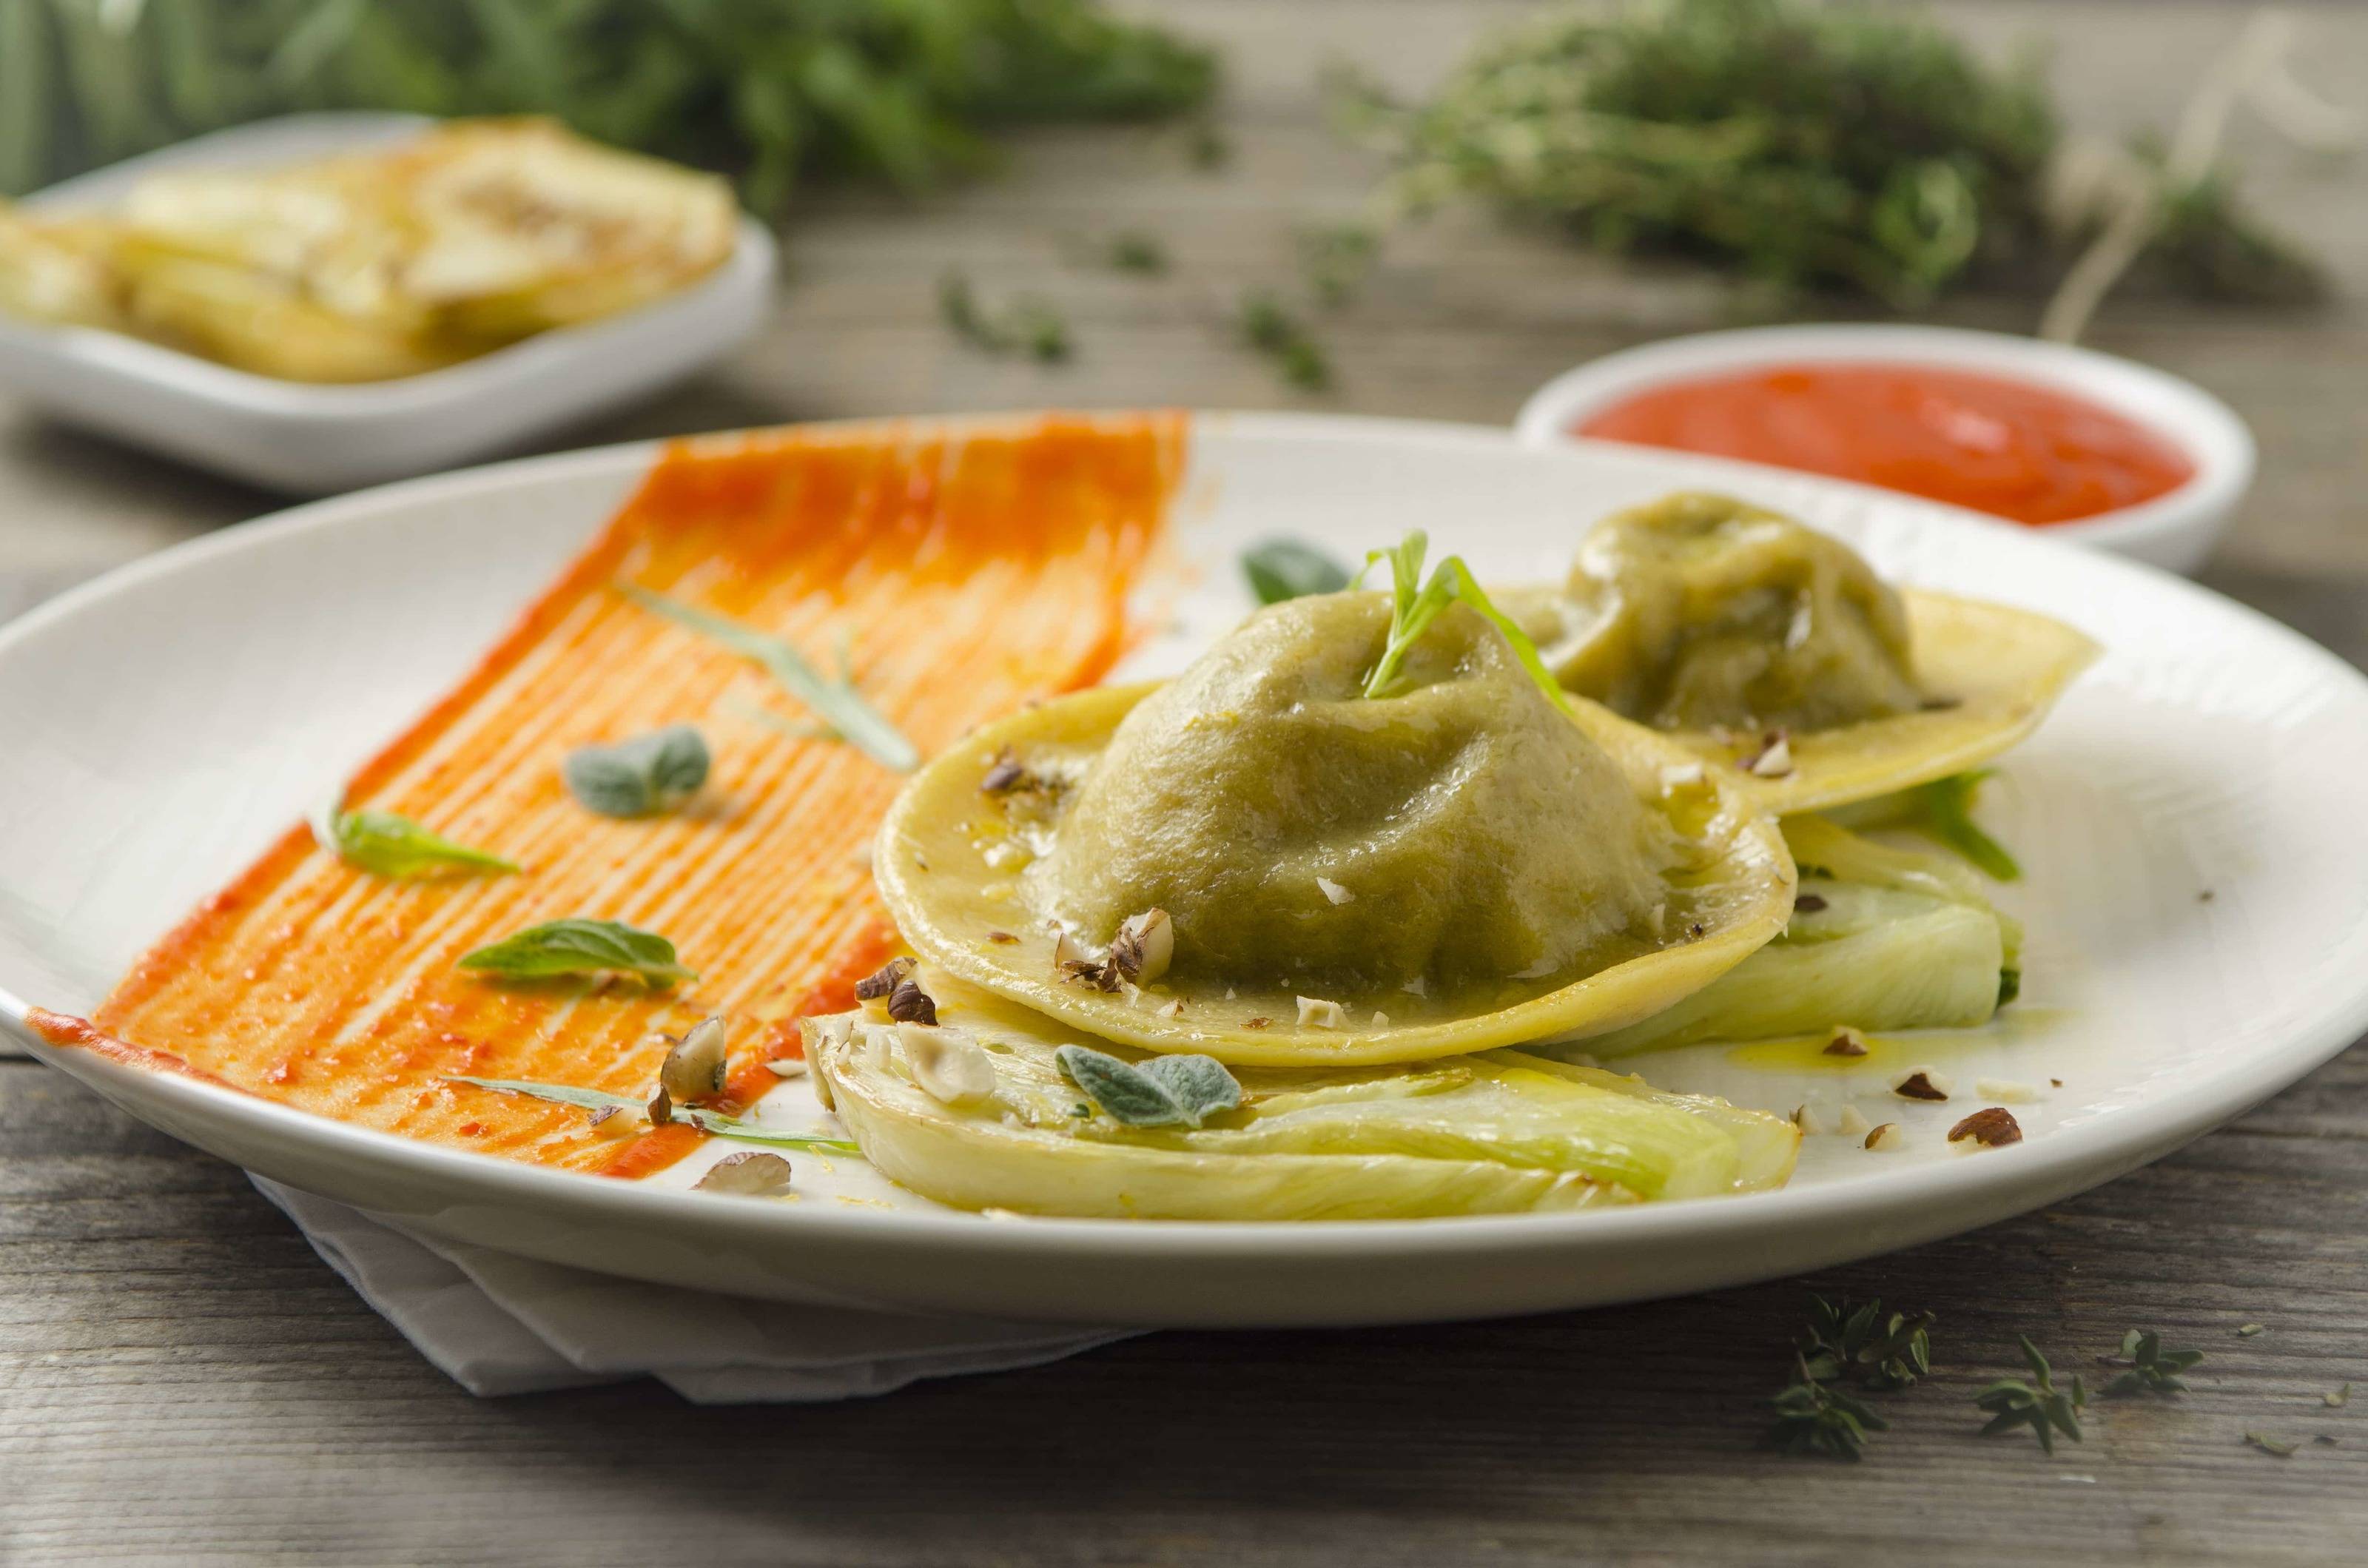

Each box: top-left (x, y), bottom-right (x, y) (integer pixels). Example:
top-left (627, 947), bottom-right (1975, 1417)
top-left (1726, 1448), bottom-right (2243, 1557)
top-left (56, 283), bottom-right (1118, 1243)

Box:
top-left (1299, 223), bottom-right (1380, 306)
top-left (2244, 1430), bottom-right (2299, 1458)
top-left (457, 918), bottom-right (694, 988)
top-left (1104, 231), bottom-right (1169, 275)
top-left (2102, 1328), bottom-right (2204, 1396)
top-left (1768, 1356), bottom-right (1887, 1460)
top-left (2237, 1322), bottom-right (2267, 1337)
top-left (2326, 1382), bottom-right (2352, 1408)
top-left (1325, 0), bottom-right (2317, 314)
top-left (1799, 1296), bottom-right (1935, 1390)
top-left (323, 809), bottom-right (517, 880)
top-left (451, 1077), bottom-right (860, 1154)
top-left (1185, 120), bottom-right (1232, 171)
top-left (940, 274), bottom-right (1072, 363)
top-left (1356, 531), bottom-right (1571, 713)
top-left (1237, 292), bottom-right (1332, 391)
top-left (1975, 1336), bottom-right (2087, 1454)
top-left (619, 585), bottom-right (919, 773)
top-left (564, 724), bottom-right (710, 818)
top-left (1056, 1044), bottom-right (1242, 1128)
top-left (1241, 538), bottom-right (1353, 605)
top-left (1, 0), bottom-right (1217, 203)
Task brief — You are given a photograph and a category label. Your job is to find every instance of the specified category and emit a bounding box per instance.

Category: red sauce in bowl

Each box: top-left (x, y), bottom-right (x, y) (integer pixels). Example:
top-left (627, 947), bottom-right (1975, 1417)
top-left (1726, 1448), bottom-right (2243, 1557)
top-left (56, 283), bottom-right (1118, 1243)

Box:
top-left (1574, 362), bottom-right (2195, 525)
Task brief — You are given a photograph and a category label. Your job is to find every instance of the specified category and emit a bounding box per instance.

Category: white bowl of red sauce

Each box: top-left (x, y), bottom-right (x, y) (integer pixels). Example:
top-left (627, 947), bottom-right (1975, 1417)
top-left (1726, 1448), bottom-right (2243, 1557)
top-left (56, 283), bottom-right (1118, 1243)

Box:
top-left (1514, 324), bottom-right (2253, 574)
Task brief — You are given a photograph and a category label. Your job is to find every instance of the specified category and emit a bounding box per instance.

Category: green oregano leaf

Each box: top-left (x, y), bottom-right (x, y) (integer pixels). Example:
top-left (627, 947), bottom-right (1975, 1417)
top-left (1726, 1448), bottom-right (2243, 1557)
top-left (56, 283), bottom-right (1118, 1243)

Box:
top-left (1355, 530), bottom-right (1572, 713)
top-left (457, 918), bottom-right (695, 987)
top-left (325, 809), bottom-right (518, 880)
top-left (619, 584), bottom-right (920, 773)
top-left (451, 1077), bottom-right (860, 1154)
top-left (564, 724), bottom-right (711, 818)
top-left (1241, 538), bottom-right (1352, 605)
top-left (1056, 1044), bottom-right (1241, 1128)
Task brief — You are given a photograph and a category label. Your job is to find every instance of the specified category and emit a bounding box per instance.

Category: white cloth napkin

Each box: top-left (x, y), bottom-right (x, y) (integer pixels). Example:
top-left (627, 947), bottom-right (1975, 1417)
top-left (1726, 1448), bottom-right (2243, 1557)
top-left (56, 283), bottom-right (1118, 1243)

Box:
top-left (252, 1177), bottom-right (1137, 1402)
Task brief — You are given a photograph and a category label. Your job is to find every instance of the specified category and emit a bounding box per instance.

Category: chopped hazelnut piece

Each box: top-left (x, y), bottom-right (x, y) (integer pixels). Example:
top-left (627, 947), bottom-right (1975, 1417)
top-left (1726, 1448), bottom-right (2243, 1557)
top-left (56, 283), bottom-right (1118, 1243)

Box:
top-left (1837, 1103), bottom-right (1871, 1137)
top-left (1741, 729), bottom-right (1794, 778)
top-left (1891, 1067), bottom-right (1952, 1102)
top-left (1791, 1104), bottom-right (1826, 1136)
top-left (1823, 1026), bottom-right (1868, 1057)
top-left (1109, 909), bottom-right (1174, 985)
top-left (1794, 892), bottom-right (1829, 914)
top-left (1974, 1077), bottom-right (2039, 1103)
top-left (1948, 1106), bottom-right (2023, 1148)
top-left (986, 930), bottom-right (1019, 945)
top-left (694, 1151), bottom-right (794, 1196)
top-left (1242, 1017), bottom-right (1271, 1030)
top-left (1864, 1121), bottom-right (1904, 1152)
top-left (1658, 761), bottom-right (1705, 791)
top-left (764, 1056), bottom-right (808, 1078)
top-left (659, 1017), bottom-right (730, 1102)
top-left (586, 1105), bottom-right (637, 1139)
top-left (1156, 996), bottom-right (1185, 1019)
top-left (1296, 996), bottom-right (1348, 1029)
top-left (853, 956), bottom-right (912, 1002)
top-left (886, 976), bottom-right (938, 1026)
top-left (896, 1020), bottom-right (998, 1108)
top-left (1316, 876), bottom-right (1355, 906)
top-left (646, 1083), bottom-right (674, 1125)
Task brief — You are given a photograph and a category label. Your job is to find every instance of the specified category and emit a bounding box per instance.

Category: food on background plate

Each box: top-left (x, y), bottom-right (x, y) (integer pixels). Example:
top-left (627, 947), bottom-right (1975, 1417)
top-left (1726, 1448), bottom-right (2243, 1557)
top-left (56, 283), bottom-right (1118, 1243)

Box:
top-left (873, 534), bottom-right (1794, 1066)
top-left (1572, 363), bottom-right (2197, 526)
top-left (1509, 494), bottom-right (2098, 812)
top-left (805, 964), bottom-right (1797, 1219)
top-left (0, 118), bottom-right (736, 382)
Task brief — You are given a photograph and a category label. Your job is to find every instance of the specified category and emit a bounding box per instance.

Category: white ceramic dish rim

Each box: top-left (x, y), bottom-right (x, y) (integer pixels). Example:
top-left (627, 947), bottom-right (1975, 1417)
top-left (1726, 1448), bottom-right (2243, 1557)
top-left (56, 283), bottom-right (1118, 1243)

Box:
top-left (2, 111), bottom-right (777, 420)
top-left (1511, 323), bottom-right (2256, 557)
top-left (2, 412), bottom-right (2363, 1278)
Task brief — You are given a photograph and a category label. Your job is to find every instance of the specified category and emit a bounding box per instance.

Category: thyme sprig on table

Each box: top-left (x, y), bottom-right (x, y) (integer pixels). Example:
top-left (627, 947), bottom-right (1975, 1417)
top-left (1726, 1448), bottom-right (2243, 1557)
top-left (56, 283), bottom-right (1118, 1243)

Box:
top-left (1799, 1296), bottom-right (1936, 1391)
top-left (1975, 1336), bottom-right (2088, 1454)
top-left (2101, 1328), bottom-right (2204, 1396)
top-left (1768, 1354), bottom-right (1888, 1460)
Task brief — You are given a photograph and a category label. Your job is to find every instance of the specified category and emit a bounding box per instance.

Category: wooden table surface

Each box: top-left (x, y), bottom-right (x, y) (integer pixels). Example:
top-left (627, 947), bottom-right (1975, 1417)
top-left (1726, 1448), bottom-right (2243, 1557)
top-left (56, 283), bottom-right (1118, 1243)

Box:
top-left (3, 4), bottom-right (2363, 1563)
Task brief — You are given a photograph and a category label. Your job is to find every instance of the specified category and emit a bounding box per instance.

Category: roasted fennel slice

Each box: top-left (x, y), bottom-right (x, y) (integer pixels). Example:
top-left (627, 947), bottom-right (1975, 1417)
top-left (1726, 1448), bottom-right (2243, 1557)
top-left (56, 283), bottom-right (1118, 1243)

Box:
top-left (1574, 814), bottom-right (2022, 1057)
top-left (805, 966), bottom-right (1798, 1219)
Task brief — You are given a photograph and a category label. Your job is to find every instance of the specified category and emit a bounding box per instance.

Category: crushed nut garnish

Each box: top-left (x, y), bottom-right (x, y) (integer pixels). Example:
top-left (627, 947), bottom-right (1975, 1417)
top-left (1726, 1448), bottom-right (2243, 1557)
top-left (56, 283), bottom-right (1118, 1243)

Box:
top-left (1296, 996), bottom-right (1348, 1029)
top-left (1948, 1106), bottom-right (2022, 1148)
top-left (764, 1056), bottom-right (808, 1078)
top-left (1741, 728), bottom-right (1794, 778)
top-left (647, 1083), bottom-right (674, 1125)
top-left (1316, 876), bottom-right (1354, 906)
top-left (1156, 997), bottom-right (1185, 1019)
top-left (1823, 1026), bottom-right (1868, 1057)
top-left (586, 1104), bottom-right (636, 1139)
top-left (1401, 975), bottom-right (1426, 997)
top-left (1688, 921), bottom-right (1706, 939)
top-left (979, 747), bottom-right (1029, 793)
top-left (694, 1151), bottom-right (795, 1196)
top-left (1060, 958), bottom-right (1120, 992)
top-left (2051, 1077), bottom-right (2064, 1088)
top-left (1242, 1016), bottom-right (1272, 1029)
top-left (1794, 892), bottom-right (1829, 914)
top-left (1792, 1104), bottom-right (1826, 1136)
top-left (659, 1017), bottom-right (730, 1102)
top-left (986, 930), bottom-right (1019, 944)
top-left (1109, 908), bottom-right (1174, 985)
top-left (1864, 1122), bottom-right (1904, 1151)
top-left (1658, 761), bottom-right (1705, 791)
top-left (886, 976), bottom-right (938, 1026)
top-left (1891, 1068), bottom-right (1952, 1102)
top-left (895, 1020), bottom-right (998, 1108)
top-left (854, 956), bottom-right (913, 1001)
top-left (1975, 1077), bottom-right (2039, 1103)
top-left (1372, 1010), bottom-right (1389, 1028)
top-left (1838, 1103), bottom-right (1871, 1137)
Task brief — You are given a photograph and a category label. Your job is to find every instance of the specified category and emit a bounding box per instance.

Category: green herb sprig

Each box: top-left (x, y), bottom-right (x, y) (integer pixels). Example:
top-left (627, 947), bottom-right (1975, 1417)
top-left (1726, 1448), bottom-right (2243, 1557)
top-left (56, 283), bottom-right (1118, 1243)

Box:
top-left (323, 808), bottom-right (517, 880)
top-left (2102, 1328), bottom-right (2204, 1396)
top-left (1240, 538), bottom-right (1352, 605)
top-left (941, 274), bottom-right (1072, 363)
top-left (564, 724), bottom-right (710, 818)
top-left (451, 1076), bottom-right (859, 1154)
top-left (1237, 292), bottom-right (1332, 391)
top-left (1975, 1336), bottom-right (2087, 1453)
top-left (1057, 1045), bottom-right (1241, 1128)
top-left (458, 918), bottom-right (694, 988)
top-left (1768, 1355), bottom-right (1888, 1461)
top-left (1799, 1296), bottom-right (1935, 1391)
top-left (1356, 531), bottom-right (1570, 712)
top-left (0, 0), bottom-right (1217, 207)
top-left (620, 585), bottom-right (919, 773)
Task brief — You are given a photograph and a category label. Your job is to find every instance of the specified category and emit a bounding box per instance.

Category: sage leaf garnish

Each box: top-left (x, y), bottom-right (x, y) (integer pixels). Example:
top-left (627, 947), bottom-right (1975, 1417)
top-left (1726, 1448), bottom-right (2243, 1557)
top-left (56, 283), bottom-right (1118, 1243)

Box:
top-left (1974, 1336), bottom-right (2086, 1453)
top-left (1242, 538), bottom-right (1351, 605)
top-left (564, 724), bottom-right (711, 817)
top-left (451, 1077), bottom-right (860, 1154)
top-left (1356, 530), bottom-right (1570, 712)
top-left (1056, 1044), bottom-right (1241, 1128)
top-left (619, 585), bottom-right (920, 773)
top-left (457, 918), bottom-right (695, 987)
top-left (324, 809), bottom-right (518, 880)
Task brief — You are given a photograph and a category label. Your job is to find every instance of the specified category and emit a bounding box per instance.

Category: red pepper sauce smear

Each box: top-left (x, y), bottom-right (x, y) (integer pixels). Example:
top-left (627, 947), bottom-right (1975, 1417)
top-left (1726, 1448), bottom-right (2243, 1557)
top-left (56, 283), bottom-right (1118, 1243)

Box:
top-left (1575, 363), bottom-right (2195, 526)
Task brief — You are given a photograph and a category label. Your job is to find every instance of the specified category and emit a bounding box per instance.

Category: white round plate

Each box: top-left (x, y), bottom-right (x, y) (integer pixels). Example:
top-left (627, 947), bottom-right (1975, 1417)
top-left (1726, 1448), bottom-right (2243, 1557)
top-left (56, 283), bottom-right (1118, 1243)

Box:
top-left (3, 415), bottom-right (2364, 1328)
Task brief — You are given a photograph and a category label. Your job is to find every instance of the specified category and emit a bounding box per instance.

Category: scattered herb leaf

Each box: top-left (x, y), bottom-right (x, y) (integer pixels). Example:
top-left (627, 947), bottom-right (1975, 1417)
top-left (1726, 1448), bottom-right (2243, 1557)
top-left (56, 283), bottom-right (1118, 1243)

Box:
top-left (1299, 222), bottom-right (1380, 307)
top-left (2244, 1430), bottom-right (2299, 1458)
top-left (1241, 538), bottom-right (1353, 605)
top-left (1056, 1043), bottom-right (1241, 1128)
top-left (1185, 120), bottom-right (1232, 170)
top-left (451, 1077), bottom-right (860, 1153)
top-left (2326, 1382), bottom-right (2352, 1408)
top-left (2237, 1323), bottom-right (2267, 1337)
top-left (1105, 231), bottom-right (1168, 274)
top-left (564, 724), bottom-right (711, 818)
top-left (2102, 1328), bottom-right (2204, 1396)
top-left (940, 273), bottom-right (1073, 362)
top-left (1975, 1336), bottom-right (2087, 1454)
top-left (457, 918), bottom-right (694, 987)
top-left (1356, 530), bottom-right (1571, 713)
top-left (323, 809), bottom-right (517, 880)
top-left (1768, 1355), bottom-right (1887, 1460)
top-left (1237, 292), bottom-right (1332, 391)
top-left (1799, 1296), bottom-right (1935, 1390)
top-left (620, 585), bottom-right (919, 773)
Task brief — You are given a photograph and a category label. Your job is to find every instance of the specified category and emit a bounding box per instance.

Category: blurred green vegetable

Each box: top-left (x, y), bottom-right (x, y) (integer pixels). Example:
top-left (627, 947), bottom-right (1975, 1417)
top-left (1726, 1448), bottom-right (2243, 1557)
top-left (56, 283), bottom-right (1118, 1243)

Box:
top-left (0, 0), bottom-right (1217, 208)
top-left (1327, 0), bottom-right (2318, 310)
